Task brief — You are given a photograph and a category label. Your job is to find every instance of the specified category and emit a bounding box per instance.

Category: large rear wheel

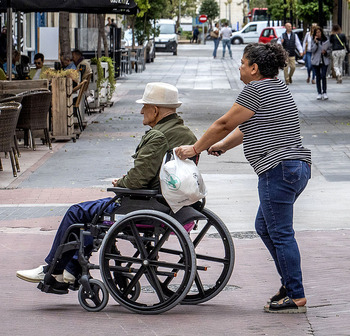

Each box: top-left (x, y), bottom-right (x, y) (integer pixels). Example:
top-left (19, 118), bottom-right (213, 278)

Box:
top-left (99, 210), bottom-right (196, 314)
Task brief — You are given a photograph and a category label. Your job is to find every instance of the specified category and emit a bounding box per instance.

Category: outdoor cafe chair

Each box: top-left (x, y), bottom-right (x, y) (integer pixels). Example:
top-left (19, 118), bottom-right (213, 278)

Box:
top-left (0, 102), bottom-right (22, 177)
top-left (0, 94), bottom-right (23, 158)
top-left (16, 90), bottom-right (52, 151)
top-left (69, 79), bottom-right (90, 132)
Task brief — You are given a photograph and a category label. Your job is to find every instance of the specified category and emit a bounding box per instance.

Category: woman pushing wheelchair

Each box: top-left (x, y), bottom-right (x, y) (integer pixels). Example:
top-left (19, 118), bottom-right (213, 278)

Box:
top-left (176, 43), bottom-right (311, 313)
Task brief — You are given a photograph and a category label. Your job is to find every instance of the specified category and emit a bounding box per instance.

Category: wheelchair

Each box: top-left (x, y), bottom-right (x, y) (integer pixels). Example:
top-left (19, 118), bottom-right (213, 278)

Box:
top-left (37, 187), bottom-right (235, 314)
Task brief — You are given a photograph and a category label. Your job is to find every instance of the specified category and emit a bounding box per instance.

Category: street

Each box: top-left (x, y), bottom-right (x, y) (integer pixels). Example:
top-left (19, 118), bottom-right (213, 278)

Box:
top-left (0, 42), bottom-right (350, 335)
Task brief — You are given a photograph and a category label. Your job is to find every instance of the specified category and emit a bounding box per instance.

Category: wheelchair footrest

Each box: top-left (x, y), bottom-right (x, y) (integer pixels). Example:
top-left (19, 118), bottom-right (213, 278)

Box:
top-left (37, 277), bottom-right (69, 295)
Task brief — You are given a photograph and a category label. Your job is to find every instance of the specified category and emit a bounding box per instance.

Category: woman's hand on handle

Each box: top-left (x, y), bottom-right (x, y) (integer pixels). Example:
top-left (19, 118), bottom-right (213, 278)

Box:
top-left (208, 141), bottom-right (226, 156)
top-left (175, 145), bottom-right (196, 160)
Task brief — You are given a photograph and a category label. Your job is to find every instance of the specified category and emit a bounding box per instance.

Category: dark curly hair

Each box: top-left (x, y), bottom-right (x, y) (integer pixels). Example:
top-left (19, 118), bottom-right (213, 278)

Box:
top-left (243, 43), bottom-right (288, 78)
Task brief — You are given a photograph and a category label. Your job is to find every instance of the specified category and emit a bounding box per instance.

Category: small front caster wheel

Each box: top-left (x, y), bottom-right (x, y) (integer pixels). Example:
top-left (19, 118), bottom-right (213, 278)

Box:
top-left (78, 279), bottom-right (109, 312)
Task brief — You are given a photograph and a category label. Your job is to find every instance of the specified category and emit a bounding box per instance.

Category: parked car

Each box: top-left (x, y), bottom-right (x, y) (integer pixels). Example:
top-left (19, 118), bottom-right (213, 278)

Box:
top-left (230, 21), bottom-right (281, 44)
top-left (154, 19), bottom-right (178, 56)
top-left (259, 27), bottom-right (304, 62)
top-left (258, 26), bottom-right (285, 44)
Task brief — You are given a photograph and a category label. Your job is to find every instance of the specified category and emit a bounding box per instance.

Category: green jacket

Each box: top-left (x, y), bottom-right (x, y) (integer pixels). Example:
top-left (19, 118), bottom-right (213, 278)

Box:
top-left (29, 65), bottom-right (49, 80)
top-left (117, 113), bottom-right (197, 190)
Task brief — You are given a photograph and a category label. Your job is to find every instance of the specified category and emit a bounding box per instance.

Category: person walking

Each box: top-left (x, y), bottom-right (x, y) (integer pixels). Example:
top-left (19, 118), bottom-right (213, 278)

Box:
top-left (303, 24), bottom-right (317, 84)
top-left (212, 23), bottom-right (220, 59)
top-left (176, 43), bottom-right (311, 313)
top-left (330, 24), bottom-right (349, 84)
top-left (192, 26), bottom-right (199, 44)
top-left (220, 22), bottom-right (232, 59)
top-left (311, 26), bottom-right (331, 100)
top-left (279, 23), bottom-right (303, 84)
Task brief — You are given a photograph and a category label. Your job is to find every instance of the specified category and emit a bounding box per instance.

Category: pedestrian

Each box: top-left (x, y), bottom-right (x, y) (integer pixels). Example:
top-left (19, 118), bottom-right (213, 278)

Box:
top-left (211, 22), bottom-right (220, 59)
top-left (329, 24), bottom-right (349, 84)
top-left (279, 22), bottom-right (303, 84)
top-left (220, 22), bottom-right (232, 59)
top-left (192, 26), bottom-right (199, 44)
top-left (311, 26), bottom-right (331, 100)
top-left (176, 42), bottom-right (311, 313)
top-left (303, 23), bottom-right (317, 84)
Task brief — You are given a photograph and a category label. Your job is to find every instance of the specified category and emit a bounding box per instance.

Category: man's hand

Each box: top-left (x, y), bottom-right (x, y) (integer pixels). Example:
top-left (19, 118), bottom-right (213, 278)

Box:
top-left (112, 178), bottom-right (120, 187)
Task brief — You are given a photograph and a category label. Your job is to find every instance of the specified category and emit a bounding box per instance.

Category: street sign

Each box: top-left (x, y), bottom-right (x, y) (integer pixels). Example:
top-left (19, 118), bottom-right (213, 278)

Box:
top-left (198, 15), bottom-right (207, 23)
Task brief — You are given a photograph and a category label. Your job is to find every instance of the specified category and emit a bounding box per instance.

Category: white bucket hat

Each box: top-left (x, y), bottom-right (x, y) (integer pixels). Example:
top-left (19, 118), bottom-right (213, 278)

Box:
top-left (136, 82), bottom-right (182, 108)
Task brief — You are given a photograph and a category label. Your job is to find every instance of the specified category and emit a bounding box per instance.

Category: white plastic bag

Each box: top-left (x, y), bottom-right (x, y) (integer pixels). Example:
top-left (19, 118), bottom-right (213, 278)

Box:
top-left (160, 149), bottom-right (207, 213)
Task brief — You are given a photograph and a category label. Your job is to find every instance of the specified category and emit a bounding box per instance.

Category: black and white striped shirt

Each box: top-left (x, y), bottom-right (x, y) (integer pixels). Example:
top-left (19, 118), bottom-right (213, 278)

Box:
top-left (236, 78), bottom-right (311, 175)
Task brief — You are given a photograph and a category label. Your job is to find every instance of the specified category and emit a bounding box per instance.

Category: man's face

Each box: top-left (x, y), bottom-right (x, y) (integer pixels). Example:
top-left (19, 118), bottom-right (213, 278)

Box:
top-left (285, 23), bottom-right (292, 33)
top-left (141, 104), bottom-right (158, 127)
top-left (60, 56), bottom-right (70, 67)
top-left (72, 53), bottom-right (80, 64)
top-left (34, 58), bottom-right (43, 69)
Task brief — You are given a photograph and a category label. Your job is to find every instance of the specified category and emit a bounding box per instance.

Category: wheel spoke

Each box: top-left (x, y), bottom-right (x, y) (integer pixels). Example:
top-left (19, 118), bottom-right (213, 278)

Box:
top-left (123, 266), bottom-right (145, 297)
top-left (192, 222), bottom-right (211, 247)
top-left (147, 227), bottom-right (172, 260)
top-left (146, 266), bottom-right (166, 303)
top-left (193, 271), bottom-right (206, 296)
top-left (129, 220), bottom-right (149, 259)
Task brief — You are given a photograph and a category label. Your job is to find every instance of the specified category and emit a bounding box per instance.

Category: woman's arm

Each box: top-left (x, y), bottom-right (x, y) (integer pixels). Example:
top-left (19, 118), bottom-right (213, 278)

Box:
top-left (207, 127), bottom-right (244, 156)
top-left (176, 103), bottom-right (254, 159)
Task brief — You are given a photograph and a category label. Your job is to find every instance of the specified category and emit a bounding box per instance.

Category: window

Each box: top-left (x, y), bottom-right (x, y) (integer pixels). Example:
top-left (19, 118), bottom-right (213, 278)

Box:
top-left (245, 25), bottom-right (257, 33)
top-left (262, 29), bottom-right (271, 37)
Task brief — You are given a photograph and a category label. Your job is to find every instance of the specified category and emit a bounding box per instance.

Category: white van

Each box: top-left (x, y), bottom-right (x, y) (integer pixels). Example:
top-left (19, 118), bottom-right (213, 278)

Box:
top-left (154, 19), bottom-right (178, 55)
top-left (231, 21), bottom-right (281, 44)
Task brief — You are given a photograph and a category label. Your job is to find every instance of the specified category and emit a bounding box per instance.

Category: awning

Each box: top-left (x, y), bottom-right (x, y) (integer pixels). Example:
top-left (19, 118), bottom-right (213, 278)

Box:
top-left (0, 0), bottom-right (138, 14)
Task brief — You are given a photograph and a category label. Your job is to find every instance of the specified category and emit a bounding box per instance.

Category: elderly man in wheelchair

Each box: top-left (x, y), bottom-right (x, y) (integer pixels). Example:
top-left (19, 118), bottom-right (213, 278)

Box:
top-left (16, 82), bottom-right (234, 314)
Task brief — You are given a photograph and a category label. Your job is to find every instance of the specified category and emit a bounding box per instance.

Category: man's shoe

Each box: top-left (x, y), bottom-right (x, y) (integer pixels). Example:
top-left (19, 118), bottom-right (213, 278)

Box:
top-left (289, 77), bottom-right (293, 84)
top-left (63, 269), bottom-right (76, 284)
top-left (16, 265), bottom-right (46, 283)
top-left (323, 93), bottom-right (328, 100)
top-left (312, 79), bottom-right (316, 84)
top-left (306, 77), bottom-right (310, 83)
top-left (316, 94), bottom-right (322, 100)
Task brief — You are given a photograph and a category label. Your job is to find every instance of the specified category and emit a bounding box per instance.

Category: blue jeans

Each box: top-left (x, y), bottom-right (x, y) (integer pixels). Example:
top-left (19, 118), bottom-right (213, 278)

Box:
top-left (213, 38), bottom-right (220, 58)
top-left (222, 39), bottom-right (232, 58)
top-left (255, 160), bottom-right (311, 299)
top-left (313, 64), bottom-right (328, 94)
top-left (305, 52), bottom-right (315, 80)
top-left (45, 197), bottom-right (116, 275)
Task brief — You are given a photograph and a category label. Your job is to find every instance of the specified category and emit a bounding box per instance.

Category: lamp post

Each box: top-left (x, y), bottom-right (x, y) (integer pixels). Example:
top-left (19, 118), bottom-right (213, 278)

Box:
top-left (227, 0), bottom-right (232, 27)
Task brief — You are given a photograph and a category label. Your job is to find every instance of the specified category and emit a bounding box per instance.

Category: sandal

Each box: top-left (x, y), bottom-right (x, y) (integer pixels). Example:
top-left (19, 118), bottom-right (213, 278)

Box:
top-left (268, 285), bottom-right (287, 303)
top-left (264, 296), bottom-right (307, 314)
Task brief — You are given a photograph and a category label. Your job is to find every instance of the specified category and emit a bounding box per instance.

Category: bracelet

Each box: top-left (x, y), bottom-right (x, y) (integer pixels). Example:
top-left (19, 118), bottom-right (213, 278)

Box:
top-left (193, 145), bottom-right (199, 155)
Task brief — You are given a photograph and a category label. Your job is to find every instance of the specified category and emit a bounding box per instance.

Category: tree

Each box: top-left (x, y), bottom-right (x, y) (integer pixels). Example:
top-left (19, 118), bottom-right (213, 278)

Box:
top-left (97, 14), bottom-right (109, 58)
top-left (266, 0), bottom-right (334, 26)
top-left (59, 12), bottom-right (71, 60)
top-left (199, 0), bottom-right (220, 27)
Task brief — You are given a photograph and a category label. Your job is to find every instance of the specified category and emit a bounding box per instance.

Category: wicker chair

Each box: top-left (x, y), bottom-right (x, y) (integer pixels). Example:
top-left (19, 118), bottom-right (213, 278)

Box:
top-left (0, 95), bottom-right (24, 157)
top-left (0, 102), bottom-right (22, 177)
top-left (16, 90), bottom-right (52, 151)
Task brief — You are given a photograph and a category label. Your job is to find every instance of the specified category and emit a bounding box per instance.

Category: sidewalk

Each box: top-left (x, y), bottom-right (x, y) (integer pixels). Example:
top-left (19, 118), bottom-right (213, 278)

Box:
top-left (1, 43), bottom-right (350, 335)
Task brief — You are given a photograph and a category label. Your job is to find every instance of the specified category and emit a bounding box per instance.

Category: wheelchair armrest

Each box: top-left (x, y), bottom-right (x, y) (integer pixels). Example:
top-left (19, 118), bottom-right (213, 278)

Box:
top-left (107, 187), bottom-right (160, 198)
